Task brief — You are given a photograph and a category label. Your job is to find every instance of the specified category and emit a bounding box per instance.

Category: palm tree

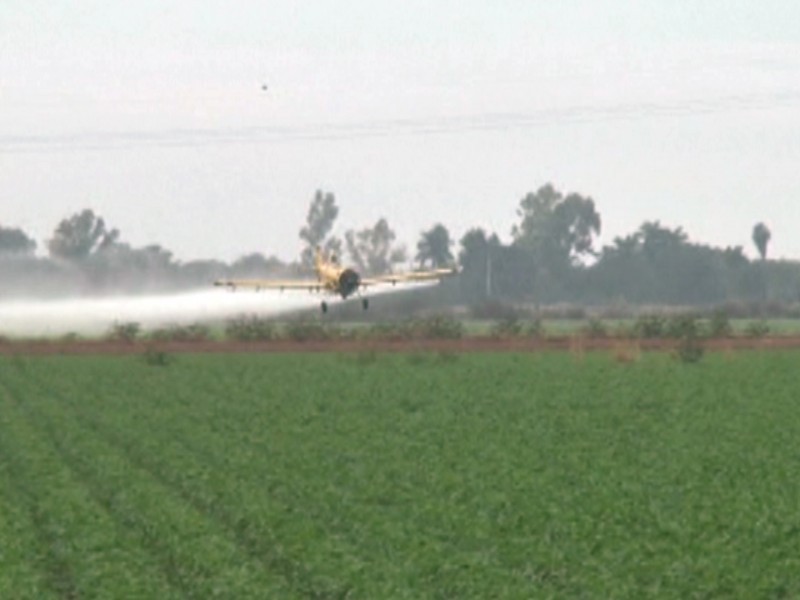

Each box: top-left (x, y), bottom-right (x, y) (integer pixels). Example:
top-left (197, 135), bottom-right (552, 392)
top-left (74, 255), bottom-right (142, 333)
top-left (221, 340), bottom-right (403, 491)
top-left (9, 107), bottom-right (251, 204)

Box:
top-left (752, 222), bottom-right (771, 260)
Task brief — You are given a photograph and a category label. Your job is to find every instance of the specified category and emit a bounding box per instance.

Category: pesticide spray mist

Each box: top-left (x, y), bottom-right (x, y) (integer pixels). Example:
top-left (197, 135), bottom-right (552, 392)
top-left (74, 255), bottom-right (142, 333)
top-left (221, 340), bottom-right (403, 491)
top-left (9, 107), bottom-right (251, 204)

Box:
top-left (0, 283), bottom-right (433, 338)
top-left (0, 290), bottom-right (322, 338)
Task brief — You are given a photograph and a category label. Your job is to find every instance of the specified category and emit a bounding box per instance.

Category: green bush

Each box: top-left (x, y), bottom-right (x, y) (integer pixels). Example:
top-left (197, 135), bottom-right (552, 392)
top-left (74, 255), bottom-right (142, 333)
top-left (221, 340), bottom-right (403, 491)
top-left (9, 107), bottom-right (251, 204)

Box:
top-left (634, 314), bottom-right (666, 338)
top-left (413, 315), bottom-right (464, 339)
top-left (675, 336), bottom-right (705, 364)
top-left (108, 321), bottom-right (141, 343)
top-left (142, 345), bottom-right (172, 367)
top-left (370, 317), bottom-right (464, 341)
top-left (367, 321), bottom-right (414, 341)
top-left (583, 318), bottom-right (608, 338)
top-left (666, 314), bottom-right (701, 339)
top-left (490, 316), bottom-right (523, 338)
top-left (149, 323), bottom-right (210, 342)
top-left (525, 318), bottom-right (545, 338)
top-left (664, 314), bottom-right (705, 363)
top-left (283, 319), bottom-right (332, 342)
top-left (708, 309), bottom-right (733, 338)
top-left (745, 320), bottom-right (770, 338)
top-left (225, 315), bottom-right (276, 341)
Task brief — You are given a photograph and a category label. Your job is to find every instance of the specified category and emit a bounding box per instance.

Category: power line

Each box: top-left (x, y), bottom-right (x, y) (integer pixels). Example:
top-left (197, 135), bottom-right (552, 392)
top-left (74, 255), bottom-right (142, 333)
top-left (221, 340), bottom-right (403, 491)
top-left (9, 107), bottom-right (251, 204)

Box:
top-left (2, 91), bottom-right (800, 154)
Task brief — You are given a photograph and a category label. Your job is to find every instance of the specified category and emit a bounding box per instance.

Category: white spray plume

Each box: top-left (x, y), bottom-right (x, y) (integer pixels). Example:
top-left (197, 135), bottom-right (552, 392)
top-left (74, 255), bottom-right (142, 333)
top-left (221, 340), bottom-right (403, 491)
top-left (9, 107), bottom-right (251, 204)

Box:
top-left (0, 289), bottom-right (313, 337)
top-left (0, 283), bottom-right (434, 338)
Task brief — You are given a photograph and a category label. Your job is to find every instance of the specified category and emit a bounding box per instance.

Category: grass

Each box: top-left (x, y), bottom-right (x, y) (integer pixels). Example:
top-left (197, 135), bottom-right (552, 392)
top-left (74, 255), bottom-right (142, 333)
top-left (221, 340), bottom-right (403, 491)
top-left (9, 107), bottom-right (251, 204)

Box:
top-left (1, 351), bottom-right (799, 597)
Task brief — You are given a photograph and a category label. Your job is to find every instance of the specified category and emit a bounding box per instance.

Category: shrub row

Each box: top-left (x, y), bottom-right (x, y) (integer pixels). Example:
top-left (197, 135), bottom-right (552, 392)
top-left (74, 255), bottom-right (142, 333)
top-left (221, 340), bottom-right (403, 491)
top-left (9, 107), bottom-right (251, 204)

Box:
top-left (106, 311), bottom-right (774, 345)
top-left (632, 313), bottom-right (769, 339)
top-left (105, 322), bottom-right (211, 343)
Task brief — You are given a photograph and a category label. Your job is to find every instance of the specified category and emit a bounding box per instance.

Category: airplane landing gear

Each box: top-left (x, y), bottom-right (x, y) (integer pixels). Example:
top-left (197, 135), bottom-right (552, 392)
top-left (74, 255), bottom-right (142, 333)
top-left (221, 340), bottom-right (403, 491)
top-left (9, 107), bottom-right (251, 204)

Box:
top-left (320, 301), bottom-right (328, 314)
top-left (361, 297), bottom-right (369, 311)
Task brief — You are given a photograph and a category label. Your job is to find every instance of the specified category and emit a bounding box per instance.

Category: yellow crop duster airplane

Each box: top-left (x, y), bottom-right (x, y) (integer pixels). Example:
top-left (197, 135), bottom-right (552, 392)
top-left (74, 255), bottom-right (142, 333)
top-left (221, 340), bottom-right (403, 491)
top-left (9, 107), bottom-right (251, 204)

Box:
top-left (214, 247), bottom-right (458, 313)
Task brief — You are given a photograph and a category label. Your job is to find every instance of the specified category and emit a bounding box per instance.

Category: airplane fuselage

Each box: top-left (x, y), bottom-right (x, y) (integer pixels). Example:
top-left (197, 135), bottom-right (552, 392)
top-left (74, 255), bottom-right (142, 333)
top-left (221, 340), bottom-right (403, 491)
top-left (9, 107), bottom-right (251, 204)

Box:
top-left (315, 254), bottom-right (361, 298)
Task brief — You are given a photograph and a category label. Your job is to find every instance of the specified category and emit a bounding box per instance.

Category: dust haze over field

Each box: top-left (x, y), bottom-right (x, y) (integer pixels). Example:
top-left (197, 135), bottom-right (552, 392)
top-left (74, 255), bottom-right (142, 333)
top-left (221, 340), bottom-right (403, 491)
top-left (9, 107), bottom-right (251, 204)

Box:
top-left (0, 283), bottom-right (433, 338)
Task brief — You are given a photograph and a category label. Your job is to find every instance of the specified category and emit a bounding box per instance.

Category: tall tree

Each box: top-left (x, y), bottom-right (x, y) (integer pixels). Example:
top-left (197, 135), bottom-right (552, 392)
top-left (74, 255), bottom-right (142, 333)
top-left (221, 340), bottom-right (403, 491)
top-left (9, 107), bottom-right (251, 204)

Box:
top-left (47, 209), bottom-right (119, 261)
top-left (458, 228), bottom-right (494, 301)
top-left (230, 253), bottom-right (286, 277)
top-left (512, 183), bottom-right (601, 269)
top-left (589, 221), bottom-right (755, 305)
top-left (345, 218), bottom-right (406, 274)
top-left (638, 221), bottom-right (688, 260)
top-left (416, 223), bottom-right (454, 268)
top-left (299, 190), bottom-right (342, 267)
top-left (0, 225), bottom-right (37, 256)
top-left (752, 222), bottom-right (771, 260)
top-left (458, 229), bottom-right (534, 301)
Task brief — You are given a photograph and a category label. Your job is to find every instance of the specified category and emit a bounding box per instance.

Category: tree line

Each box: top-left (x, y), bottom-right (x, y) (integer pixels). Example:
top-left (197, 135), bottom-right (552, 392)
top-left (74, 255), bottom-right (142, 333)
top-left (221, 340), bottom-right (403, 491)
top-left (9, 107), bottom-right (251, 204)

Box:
top-left (0, 185), bottom-right (794, 310)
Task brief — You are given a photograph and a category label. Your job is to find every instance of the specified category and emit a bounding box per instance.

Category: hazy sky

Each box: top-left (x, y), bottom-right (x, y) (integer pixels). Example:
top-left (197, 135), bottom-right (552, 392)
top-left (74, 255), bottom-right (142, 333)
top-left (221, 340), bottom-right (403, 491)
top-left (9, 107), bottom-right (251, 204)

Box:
top-left (3, 1), bottom-right (800, 263)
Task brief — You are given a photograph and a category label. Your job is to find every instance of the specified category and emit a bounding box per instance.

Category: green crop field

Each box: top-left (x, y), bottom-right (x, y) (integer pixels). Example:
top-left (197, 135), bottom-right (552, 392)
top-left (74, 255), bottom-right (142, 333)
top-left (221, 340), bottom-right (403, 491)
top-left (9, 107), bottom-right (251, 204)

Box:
top-left (1, 350), bottom-right (799, 598)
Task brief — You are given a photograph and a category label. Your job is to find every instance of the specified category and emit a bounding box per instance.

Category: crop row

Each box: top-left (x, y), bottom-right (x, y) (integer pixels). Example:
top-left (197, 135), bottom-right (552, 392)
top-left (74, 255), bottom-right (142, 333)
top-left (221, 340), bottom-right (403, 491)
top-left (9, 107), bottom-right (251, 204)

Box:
top-left (1, 352), bottom-right (800, 597)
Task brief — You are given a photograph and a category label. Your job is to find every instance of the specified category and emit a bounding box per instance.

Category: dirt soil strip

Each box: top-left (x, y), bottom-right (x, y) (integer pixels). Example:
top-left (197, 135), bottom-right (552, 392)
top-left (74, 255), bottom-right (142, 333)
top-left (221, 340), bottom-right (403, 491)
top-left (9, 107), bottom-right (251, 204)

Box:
top-left (2, 336), bottom-right (800, 356)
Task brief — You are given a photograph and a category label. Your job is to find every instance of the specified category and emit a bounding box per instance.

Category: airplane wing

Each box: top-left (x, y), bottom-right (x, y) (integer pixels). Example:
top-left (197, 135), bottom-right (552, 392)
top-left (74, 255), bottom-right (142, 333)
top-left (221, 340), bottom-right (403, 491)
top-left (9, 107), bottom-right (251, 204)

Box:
top-left (360, 267), bottom-right (458, 287)
top-left (213, 278), bottom-right (324, 293)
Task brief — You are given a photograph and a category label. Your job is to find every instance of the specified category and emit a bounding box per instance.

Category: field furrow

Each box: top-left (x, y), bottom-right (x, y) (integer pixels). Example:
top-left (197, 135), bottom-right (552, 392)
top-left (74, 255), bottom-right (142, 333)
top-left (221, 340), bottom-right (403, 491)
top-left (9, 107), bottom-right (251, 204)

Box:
top-left (11, 372), bottom-right (302, 599)
top-left (0, 376), bottom-right (179, 599)
top-left (0, 398), bottom-right (58, 600)
top-left (58, 391), bottom-right (350, 599)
